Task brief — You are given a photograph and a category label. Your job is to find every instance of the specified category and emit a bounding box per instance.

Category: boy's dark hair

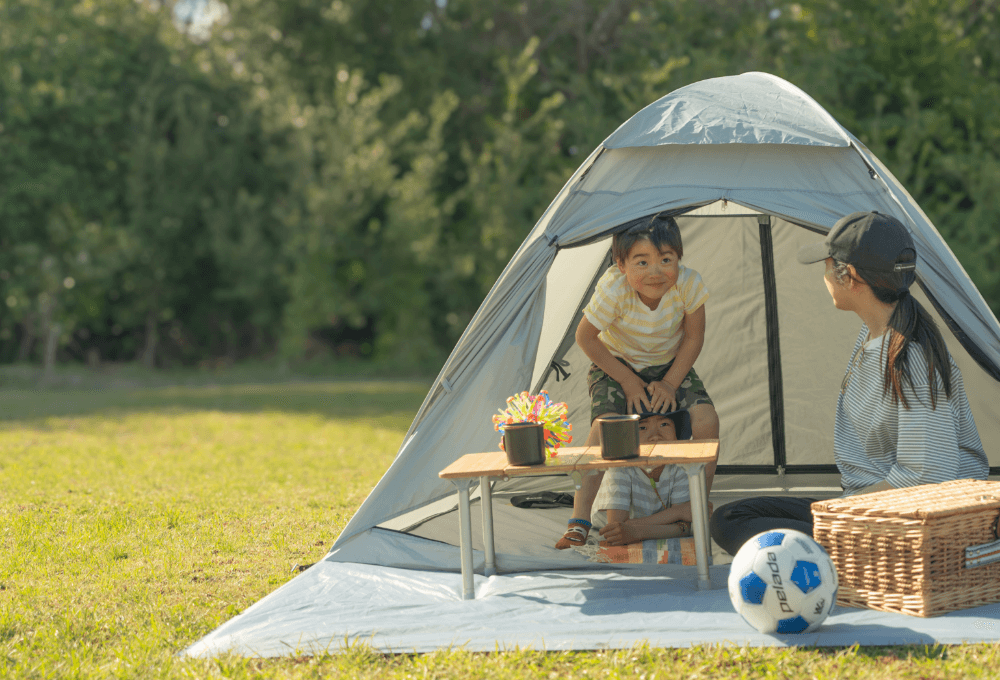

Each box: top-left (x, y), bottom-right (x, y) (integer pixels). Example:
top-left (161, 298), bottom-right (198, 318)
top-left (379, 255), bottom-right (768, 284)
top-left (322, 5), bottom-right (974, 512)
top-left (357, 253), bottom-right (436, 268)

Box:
top-left (612, 213), bottom-right (683, 265)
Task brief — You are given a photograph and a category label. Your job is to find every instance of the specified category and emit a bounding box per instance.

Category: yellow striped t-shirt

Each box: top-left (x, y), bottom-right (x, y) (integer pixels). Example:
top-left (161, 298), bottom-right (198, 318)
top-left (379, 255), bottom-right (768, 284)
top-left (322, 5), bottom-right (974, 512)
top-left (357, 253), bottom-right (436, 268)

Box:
top-left (582, 264), bottom-right (709, 369)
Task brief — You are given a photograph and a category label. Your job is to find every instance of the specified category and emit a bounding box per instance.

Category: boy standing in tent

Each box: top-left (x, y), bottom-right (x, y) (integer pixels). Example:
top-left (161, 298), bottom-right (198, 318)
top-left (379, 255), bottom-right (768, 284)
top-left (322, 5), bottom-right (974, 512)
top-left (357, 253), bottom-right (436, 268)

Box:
top-left (557, 213), bottom-right (720, 549)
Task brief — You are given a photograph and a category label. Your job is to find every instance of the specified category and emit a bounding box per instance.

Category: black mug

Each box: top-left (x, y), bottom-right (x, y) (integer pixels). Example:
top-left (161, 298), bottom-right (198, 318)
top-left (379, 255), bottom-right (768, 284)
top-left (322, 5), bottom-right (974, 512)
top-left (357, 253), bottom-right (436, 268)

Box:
top-left (503, 422), bottom-right (546, 466)
top-left (598, 414), bottom-right (640, 460)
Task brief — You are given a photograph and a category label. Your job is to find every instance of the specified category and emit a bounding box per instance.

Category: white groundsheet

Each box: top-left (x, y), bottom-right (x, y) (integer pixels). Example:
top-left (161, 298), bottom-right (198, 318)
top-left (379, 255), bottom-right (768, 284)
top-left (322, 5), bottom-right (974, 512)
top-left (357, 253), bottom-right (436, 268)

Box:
top-left (182, 559), bottom-right (1000, 656)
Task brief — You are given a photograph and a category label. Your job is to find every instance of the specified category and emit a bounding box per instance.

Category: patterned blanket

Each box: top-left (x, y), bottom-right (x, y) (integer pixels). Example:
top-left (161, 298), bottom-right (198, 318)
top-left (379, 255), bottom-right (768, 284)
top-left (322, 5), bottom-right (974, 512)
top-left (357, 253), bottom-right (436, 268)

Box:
top-left (575, 537), bottom-right (707, 565)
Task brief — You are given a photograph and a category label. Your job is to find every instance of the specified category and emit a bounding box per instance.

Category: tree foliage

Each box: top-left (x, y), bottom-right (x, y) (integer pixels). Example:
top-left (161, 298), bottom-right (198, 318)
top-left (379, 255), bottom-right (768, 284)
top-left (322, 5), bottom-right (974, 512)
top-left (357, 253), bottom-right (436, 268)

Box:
top-left (1, 0), bottom-right (998, 368)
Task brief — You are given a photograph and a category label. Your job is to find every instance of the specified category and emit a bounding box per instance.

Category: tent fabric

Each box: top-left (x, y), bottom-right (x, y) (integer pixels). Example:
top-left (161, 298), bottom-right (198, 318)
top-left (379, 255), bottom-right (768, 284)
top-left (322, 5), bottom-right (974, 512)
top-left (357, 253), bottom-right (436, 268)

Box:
top-left (335, 237), bottom-right (554, 543)
top-left (187, 72), bottom-right (1000, 656)
top-left (602, 72), bottom-right (853, 149)
top-left (182, 562), bottom-right (1000, 656)
top-left (547, 145), bottom-right (885, 247)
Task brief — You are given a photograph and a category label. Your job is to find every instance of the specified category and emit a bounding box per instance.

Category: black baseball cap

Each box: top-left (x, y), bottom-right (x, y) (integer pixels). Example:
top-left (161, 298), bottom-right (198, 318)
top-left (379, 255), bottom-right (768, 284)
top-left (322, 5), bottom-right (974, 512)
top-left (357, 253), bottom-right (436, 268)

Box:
top-left (797, 211), bottom-right (917, 273)
top-left (635, 407), bottom-right (692, 440)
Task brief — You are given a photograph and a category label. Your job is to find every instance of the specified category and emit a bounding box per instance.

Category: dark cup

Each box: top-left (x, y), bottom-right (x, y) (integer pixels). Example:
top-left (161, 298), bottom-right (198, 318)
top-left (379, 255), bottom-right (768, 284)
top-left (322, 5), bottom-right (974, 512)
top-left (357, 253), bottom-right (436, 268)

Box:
top-left (598, 414), bottom-right (640, 460)
top-left (503, 422), bottom-right (546, 466)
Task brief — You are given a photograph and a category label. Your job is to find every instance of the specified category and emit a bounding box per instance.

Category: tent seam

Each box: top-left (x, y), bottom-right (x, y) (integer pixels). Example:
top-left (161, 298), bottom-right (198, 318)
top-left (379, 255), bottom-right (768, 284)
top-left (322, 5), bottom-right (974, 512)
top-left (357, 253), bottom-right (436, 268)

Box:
top-left (568, 186), bottom-right (887, 199)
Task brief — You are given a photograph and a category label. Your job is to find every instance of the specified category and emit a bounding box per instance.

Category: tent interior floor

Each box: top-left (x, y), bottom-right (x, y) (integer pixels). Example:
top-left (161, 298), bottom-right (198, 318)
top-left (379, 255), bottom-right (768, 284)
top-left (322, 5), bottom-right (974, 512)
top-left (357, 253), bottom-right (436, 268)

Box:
top-left (382, 474), bottom-right (846, 567)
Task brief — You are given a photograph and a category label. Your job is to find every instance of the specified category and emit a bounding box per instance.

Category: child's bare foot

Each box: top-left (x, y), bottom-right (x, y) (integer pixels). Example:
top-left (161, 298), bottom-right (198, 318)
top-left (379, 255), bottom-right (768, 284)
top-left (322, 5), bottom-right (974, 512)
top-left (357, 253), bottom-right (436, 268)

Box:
top-left (555, 518), bottom-right (592, 549)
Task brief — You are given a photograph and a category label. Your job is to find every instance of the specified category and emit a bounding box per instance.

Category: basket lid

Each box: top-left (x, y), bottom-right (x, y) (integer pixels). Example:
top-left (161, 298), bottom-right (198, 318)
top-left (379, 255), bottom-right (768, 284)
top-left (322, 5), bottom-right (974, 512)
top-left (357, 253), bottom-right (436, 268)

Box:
top-left (811, 479), bottom-right (1000, 519)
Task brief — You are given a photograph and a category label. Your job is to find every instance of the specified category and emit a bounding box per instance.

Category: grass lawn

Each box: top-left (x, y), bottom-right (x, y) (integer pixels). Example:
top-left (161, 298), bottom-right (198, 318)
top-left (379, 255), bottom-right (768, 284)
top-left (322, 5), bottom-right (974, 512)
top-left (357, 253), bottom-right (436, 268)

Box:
top-left (1, 367), bottom-right (998, 678)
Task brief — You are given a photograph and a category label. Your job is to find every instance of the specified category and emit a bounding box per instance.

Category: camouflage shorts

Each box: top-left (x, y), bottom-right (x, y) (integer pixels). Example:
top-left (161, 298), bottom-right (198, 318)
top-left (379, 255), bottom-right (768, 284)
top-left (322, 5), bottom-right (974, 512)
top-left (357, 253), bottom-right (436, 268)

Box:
top-left (587, 360), bottom-right (714, 423)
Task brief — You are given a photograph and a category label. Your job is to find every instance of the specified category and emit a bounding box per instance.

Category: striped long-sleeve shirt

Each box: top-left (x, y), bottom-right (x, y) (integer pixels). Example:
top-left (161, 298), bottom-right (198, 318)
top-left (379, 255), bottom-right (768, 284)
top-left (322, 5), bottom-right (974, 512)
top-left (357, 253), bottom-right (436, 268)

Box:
top-left (835, 325), bottom-right (988, 496)
top-left (591, 465), bottom-right (690, 529)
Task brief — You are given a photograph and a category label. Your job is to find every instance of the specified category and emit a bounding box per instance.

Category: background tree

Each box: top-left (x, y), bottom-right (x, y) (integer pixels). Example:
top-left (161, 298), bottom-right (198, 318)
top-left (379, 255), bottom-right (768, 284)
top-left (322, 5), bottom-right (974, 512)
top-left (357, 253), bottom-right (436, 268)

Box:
top-left (1, 0), bottom-right (997, 369)
top-left (0, 0), bottom-right (285, 368)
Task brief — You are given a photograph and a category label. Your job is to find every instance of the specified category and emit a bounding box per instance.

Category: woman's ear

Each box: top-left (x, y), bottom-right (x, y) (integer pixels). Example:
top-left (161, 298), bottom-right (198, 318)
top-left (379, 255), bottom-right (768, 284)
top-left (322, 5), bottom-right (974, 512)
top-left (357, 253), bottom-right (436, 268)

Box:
top-left (845, 264), bottom-right (861, 290)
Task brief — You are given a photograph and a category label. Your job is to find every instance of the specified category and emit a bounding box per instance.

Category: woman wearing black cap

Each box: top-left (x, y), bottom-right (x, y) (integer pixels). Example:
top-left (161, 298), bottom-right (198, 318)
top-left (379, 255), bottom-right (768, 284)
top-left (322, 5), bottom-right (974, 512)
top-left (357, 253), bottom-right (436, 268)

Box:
top-left (710, 211), bottom-right (989, 556)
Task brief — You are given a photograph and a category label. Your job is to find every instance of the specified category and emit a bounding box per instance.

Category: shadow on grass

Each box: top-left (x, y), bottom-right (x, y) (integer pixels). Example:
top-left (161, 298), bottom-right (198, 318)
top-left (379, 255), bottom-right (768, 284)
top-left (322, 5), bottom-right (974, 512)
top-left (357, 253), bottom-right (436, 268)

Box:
top-left (0, 378), bottom-right (433, 424)
top-left (810, 642), bottom-right (951, 660)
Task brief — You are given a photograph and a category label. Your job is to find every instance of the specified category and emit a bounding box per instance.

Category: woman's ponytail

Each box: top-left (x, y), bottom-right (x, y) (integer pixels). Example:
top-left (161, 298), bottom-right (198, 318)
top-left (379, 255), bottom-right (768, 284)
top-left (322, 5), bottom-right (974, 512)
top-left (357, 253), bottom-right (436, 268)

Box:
top-left (882, 289), bottom-right (952, 409)
top-left (837, 255), bottom-right (952, 409)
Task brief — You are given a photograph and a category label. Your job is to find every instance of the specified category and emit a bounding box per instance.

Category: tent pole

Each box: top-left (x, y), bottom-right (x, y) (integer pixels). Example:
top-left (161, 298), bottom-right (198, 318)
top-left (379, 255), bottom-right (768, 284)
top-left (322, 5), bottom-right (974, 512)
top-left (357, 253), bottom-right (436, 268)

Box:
top-left (758, 214), bottom-right (788, 472)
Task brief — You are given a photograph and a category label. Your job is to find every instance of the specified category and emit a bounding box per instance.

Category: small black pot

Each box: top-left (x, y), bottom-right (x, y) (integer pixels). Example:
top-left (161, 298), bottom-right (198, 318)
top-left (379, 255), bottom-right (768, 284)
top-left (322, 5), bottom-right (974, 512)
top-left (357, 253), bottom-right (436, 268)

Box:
top-left (503, 422), bottom-right (546, 466)
top-left (598, 414), bottom-right (640, 460)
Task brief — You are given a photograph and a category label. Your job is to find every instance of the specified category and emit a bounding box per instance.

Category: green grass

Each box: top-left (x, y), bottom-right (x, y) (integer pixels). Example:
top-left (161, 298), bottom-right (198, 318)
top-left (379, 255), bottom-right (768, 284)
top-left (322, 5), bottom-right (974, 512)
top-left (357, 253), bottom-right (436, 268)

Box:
top-left (1, 369), bottom-right (998, 679)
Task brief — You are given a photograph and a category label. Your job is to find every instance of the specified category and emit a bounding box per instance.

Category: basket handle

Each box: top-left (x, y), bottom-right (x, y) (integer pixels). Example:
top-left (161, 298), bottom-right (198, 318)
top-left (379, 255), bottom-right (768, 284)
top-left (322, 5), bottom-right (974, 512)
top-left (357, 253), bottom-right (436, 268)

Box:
top-left (964, 509), bottom-right (1000, 569)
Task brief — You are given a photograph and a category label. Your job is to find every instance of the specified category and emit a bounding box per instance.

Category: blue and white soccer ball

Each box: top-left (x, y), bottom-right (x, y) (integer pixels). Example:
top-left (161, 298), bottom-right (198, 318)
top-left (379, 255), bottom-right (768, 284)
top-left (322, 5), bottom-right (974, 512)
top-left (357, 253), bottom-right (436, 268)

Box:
top-left (727, 529), bottom-right (839, 634)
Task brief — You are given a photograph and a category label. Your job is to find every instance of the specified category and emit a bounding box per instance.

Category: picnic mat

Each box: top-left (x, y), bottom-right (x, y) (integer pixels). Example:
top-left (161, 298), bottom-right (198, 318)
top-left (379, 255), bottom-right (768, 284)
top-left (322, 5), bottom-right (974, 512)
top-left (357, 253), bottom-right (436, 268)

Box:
top-left (182, 559), bottom-right (1000, 656)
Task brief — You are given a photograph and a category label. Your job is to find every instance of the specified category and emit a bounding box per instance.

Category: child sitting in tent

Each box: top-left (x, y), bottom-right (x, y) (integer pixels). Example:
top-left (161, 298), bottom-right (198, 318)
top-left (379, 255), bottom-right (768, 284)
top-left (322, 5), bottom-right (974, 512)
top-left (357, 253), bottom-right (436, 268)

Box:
top-left (592, 410), bottom-right (708, 545)
top-left (557, 213), bottom-right (720, 549)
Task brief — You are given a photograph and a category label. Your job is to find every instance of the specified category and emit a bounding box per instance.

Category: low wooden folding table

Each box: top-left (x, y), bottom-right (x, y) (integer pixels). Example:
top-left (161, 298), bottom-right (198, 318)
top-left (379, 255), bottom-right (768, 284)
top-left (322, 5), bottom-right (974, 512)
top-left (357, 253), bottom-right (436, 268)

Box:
top-left (438, 440), bottom-right (719, 599)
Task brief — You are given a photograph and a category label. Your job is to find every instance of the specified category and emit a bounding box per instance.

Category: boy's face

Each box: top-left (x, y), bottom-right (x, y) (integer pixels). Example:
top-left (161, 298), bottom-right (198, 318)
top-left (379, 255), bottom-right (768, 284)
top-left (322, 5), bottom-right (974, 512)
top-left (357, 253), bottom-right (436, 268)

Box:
top-left (638, 415), bottom-right (677, 444)
top-left (617, 239), bottom-right (680, 308)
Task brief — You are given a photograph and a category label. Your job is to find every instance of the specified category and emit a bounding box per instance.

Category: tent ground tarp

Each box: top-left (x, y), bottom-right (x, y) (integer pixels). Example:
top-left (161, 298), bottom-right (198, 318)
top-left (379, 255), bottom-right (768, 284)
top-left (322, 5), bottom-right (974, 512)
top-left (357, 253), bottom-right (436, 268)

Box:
top-left (181, 562), bottom-right (1000, 656)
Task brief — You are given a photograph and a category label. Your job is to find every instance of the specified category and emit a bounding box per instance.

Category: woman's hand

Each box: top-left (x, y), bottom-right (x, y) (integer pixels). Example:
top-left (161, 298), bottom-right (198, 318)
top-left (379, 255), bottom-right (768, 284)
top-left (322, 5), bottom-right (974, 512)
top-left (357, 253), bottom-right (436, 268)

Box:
top-left (620, 373), bottom-right (652, 414)
top-left (646, 379), bottom-right (678, 413)
top-left (599, 520), bottom-right (641, 546)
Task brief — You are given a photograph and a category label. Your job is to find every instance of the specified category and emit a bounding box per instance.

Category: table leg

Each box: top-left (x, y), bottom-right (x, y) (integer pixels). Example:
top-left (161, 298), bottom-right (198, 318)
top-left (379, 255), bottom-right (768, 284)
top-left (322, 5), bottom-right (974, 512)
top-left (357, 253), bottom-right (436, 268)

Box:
top-left (480, 476), bottom-right (496, 577)
top-left (695, 465), bottom-right (711, 551)
top-left (452, 478), bottom-right (476, 600)
top-left (682, 462), bottom-right (712, 591)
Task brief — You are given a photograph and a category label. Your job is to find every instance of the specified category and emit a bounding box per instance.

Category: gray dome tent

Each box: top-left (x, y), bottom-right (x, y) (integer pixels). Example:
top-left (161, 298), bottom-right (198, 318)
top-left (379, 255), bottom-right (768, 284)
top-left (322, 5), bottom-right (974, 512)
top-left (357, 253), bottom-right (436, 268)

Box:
top-left (332, 71), bottom-right (1000, 571)
top-left (185, 72), bottom-right (1000, 656)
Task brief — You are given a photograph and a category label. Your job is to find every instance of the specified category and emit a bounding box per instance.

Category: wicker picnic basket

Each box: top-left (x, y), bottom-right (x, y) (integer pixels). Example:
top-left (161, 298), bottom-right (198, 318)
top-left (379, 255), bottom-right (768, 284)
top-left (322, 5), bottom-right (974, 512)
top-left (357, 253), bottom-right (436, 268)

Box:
top-left (811, 479), bottom-right (1000, 617)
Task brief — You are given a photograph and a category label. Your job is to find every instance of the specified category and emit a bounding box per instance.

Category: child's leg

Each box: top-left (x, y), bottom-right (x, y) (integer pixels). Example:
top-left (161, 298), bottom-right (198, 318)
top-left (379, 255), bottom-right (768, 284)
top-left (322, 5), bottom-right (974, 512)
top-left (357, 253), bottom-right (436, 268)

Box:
top-left (669, 366), bottom-right (719, 493)
top-left (558, 362), bottom-right (634, 549)
top-left (554, 411), bottom-right (614, 549)
top-left (572, 411), bottom-right (613, 519)
top-left (710, 496), bottom-right (815, 556)
top-left (688, 403), bottom-right (720, 491)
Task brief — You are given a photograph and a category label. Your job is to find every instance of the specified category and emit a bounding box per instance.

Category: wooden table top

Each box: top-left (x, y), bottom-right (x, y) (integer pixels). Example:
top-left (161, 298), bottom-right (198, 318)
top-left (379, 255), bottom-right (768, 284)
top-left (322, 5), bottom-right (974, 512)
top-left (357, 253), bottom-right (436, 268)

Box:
top-left (438, 440), bottom-right (719, 480)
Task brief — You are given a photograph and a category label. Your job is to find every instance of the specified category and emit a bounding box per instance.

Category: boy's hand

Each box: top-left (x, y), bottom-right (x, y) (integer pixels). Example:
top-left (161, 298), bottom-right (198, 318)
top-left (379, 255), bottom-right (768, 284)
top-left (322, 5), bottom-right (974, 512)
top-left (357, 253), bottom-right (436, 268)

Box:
top-left (646, 379), bottom-right (677, 413)
top-left (599, 520), bottom-right (641, 546)
top-left (621, 373), bottom-right (652, 414)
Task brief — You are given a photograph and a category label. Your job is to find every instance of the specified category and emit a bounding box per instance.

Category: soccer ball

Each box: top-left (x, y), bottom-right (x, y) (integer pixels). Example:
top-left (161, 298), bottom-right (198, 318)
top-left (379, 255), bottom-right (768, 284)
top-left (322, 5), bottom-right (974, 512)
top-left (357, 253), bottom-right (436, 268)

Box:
top-left (727, 529), bottom-right (838, 634)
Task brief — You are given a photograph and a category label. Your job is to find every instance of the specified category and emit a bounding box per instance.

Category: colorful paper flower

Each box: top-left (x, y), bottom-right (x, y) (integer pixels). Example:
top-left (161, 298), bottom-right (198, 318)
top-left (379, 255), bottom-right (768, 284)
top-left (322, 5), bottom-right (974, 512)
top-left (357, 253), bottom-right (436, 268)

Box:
top-left (492, 390), bottom-right (572, 457)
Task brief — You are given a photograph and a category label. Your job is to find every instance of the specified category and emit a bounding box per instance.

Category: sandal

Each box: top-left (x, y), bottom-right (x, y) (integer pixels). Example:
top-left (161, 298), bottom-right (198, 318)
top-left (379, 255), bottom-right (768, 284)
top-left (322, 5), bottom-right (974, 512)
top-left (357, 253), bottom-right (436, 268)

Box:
top-left (555, 518), bottom-right (592, 549)
top-left (510, 492), bottom-right (575, 509)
